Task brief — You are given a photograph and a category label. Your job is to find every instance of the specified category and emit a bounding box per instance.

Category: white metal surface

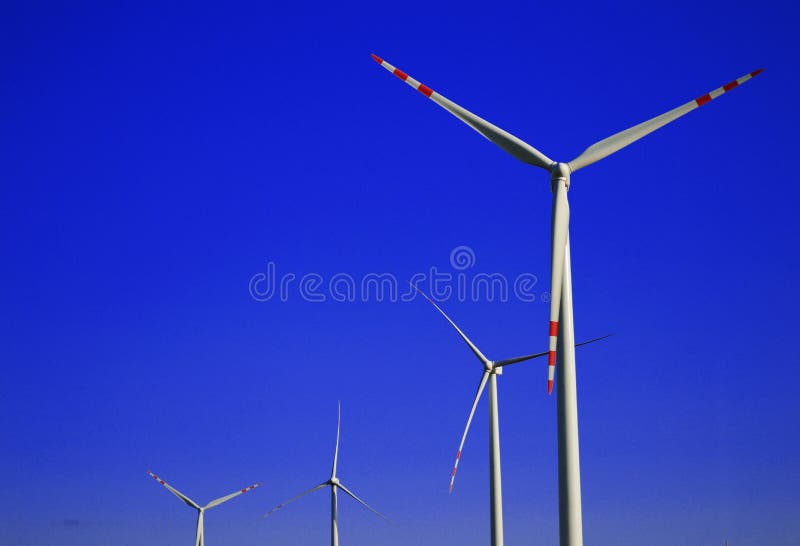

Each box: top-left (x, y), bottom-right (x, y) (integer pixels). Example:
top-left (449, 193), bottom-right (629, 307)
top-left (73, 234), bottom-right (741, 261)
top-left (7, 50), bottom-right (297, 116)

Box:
top-left (557, 238), bottom-right (583, 545)
top-left (488, 373), bottom-right (504, 546)
top-left (331, 485), bottom-right (339, 546)
top-left (371, 54), bottom-right (553, 170)
top-left (567, 69), bottom-right (763, 172)
top-left (548, 165), bottom-right (571, 394)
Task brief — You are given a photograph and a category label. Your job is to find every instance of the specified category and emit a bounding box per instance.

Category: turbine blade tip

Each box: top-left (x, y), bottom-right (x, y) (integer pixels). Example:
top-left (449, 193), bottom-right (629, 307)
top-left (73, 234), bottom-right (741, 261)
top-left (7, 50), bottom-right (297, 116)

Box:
top-left (370, 53), bottom-right (383, 64)
top-left (751, 68), bottom-right (764, 77)
top-left (547, 380), bottom-right (554, 395)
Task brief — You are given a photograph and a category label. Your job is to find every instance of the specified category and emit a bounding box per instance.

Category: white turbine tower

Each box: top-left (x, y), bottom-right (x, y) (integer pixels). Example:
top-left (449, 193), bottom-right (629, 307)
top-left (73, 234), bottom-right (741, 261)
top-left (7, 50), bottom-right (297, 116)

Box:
top-left (146, 471), bottom-right (261, 546)
top-left (373, 54), bottom-right (762, 546)
top-left (413, 285), bottom-right (609, 546)
top-left (264, 402), bottom-right (388, 546)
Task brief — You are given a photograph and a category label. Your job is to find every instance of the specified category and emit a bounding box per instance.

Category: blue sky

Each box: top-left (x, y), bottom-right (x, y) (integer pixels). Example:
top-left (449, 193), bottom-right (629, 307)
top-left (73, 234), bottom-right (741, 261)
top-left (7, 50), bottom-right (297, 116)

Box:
top-left (1, 1), bottom-right (798, 544)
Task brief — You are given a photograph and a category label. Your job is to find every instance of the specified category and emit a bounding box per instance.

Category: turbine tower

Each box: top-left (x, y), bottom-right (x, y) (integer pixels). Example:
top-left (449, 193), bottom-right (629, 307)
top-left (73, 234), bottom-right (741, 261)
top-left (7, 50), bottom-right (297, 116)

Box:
top-left (264, 402), bottom-right (388, 546)
top-left (146, 471), bottom-right (261, 546)
top-left (413, 285), bottom-right (609, 546)
top-left (373, 54), bottom-right (762, 546)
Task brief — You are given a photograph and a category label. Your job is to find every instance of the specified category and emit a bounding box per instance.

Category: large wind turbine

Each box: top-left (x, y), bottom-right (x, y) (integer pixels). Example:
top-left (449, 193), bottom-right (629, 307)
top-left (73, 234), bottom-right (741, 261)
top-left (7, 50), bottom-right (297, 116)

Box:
top-left (413, 285), bottom-right (609, 546)
top-left (146, 471), bottom-right (261, 546)
top-left (373, 54), bottom-right (762, 546)
top-left (263, 402), bottom-right (388, 546)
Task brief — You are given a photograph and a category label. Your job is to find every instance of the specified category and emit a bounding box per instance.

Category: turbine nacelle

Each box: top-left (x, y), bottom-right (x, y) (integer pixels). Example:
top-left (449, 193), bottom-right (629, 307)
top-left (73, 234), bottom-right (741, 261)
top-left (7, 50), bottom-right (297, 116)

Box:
top-left (487, 361), bottom-right (502, 375)
top-left (550, 162), bottom-right (571, 188)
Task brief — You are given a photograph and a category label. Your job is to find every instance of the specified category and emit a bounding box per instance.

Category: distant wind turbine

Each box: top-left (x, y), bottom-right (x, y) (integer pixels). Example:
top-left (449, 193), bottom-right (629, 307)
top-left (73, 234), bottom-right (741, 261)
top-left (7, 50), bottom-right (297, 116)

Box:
top-left (263, 402), bottom-right (388, 546)
top-left (146, 470), bottom-right (261, 546)
top-left (412, 284), bottom-right (609, 546)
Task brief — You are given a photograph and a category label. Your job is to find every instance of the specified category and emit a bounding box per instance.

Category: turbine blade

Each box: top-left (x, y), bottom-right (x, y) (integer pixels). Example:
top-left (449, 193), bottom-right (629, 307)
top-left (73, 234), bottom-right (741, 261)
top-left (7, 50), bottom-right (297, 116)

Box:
top-left (371, 54), bottom-right (553, 170)
top-left (337, 483), bottom-right (389, 521)
top-left (450, 370), bottom-right (490, 493)
top-left (494, 351), bottom-right (548, 367)
top-left (494, 334), bottom-right (614, 368)
top-left (204, 482), bottom-right (262, 510)
top-left (411, 283), bottom-right (490, 366)
top-left (331, 401), bottom-right (341, 478)
top-left (263, 482), bottom-right (328, 518)
top-left (575, 333), bottom-right (615, 348)
top-left (548, 186), bottom-right (570, 394)
top-left (568, 69), bottom-right (764, 172)
top-left (147, 471), bottom-right (200, 510)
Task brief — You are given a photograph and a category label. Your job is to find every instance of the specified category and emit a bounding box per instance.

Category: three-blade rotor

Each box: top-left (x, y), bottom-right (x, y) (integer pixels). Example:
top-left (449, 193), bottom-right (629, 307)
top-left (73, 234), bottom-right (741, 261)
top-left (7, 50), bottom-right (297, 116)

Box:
top-left (147, 471), bottom-right (262, 512)
top-left (376, 55), bottom-right (762, 394)
top-left (411, 284), bottom-right (609, 492)
top-left (147, 471), bottom-right (262, 546)
top-left (412, 284), bottom-right (612, 491)
top-left (263, 403), bottom-right (388, 524)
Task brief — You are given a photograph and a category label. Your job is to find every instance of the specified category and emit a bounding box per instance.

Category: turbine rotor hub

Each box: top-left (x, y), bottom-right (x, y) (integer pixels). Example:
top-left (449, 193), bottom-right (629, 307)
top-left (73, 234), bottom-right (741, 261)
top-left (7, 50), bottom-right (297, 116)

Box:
top-left (550, 162), bottom-right (571, 189)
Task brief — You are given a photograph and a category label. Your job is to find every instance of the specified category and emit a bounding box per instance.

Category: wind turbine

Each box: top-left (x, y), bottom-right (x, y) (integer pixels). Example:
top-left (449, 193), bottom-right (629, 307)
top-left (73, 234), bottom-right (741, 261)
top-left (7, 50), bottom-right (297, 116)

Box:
top-left (413, 284), bottom-right (609, 546)
top-left (263, 402), bottom-right (388, 546)
top-left (146, 470), bottom-right (261, 546)
top-left (372, 53), bottom-right (762, 546)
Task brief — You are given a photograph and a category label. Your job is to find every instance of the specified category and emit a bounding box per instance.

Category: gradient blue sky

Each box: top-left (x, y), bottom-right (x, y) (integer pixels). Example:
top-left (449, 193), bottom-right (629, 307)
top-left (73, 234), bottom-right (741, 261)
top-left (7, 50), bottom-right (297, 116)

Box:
top-left (1, 1), bottom-right (798, 545)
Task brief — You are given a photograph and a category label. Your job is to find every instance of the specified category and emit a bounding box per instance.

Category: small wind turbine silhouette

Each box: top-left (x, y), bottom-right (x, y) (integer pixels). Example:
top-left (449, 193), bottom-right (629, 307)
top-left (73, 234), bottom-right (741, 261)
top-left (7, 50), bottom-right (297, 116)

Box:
top-left (147, 471), bottom-right (261, 546)
top-left (263, 402), bottom-right (388, 546)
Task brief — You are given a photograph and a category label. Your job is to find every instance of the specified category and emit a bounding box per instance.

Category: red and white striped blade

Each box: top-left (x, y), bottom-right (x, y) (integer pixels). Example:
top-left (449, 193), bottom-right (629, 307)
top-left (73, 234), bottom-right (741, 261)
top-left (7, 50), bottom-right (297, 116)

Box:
top-left (147, 470), bottom-right (200, 510)
top-left (204, 482), bottom-right (262, 510)
top-left (371, 54), bottom-right (553, 170)
top-left (412, 283), bottom-right (490, 366)
top-left (548, 187), bottom-right (570, 394)
top-left (568, 69), bottom-right (764, 172)
top-left (450, 370), bottom-right (490, 493)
